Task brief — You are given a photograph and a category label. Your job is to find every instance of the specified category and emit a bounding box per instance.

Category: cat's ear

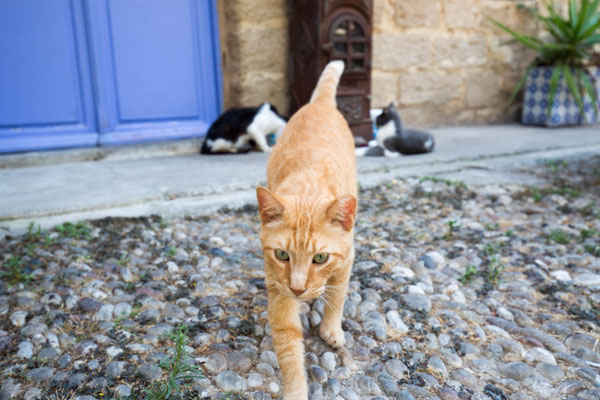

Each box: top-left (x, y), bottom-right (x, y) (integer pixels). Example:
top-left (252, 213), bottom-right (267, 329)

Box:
top-left (326, 195), bottom-right (357, 231)
top-left (256, 186), bottom-right (285, 224)
top-left (388, 102), bottom-right (396, 110)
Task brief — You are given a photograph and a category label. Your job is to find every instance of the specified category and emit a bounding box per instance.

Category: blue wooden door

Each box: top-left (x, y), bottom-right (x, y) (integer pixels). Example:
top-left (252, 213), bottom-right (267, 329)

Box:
top-left (0, 0), bottom-right (222, 153)
top-left (0, 0), bottom-right (98, 153)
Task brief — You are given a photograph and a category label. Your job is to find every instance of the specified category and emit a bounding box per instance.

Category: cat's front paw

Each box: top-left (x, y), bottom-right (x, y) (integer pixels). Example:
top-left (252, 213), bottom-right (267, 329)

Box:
top-left (319, 322), bottom-right (345, 349)
top-left (282, 391), bottom-right (307, 400)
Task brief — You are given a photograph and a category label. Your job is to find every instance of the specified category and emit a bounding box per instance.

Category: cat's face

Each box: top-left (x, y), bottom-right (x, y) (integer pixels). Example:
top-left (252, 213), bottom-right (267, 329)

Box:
top-left (375, 102), bottom-right (397, 128)
top-left (256, 187), bottom-right (355, 300)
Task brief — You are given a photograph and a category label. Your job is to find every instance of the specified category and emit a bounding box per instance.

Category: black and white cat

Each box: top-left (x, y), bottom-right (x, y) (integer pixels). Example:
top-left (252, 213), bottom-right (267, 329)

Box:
top-left (200, 103), bottom-right (287, 154)
top-left (359, 102), bottom-right (435, 157)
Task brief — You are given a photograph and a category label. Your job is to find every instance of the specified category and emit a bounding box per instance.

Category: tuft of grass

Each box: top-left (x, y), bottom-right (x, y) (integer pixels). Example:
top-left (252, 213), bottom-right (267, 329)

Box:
top-left (221, 393), bottom-right (244, 400)
top-left (548, 186), bottom-right (581, 199)
top-left (547, 229), bottom-right (571, 244)
top-left (419, 176), bottom-right (467, 189)
top-left (459, 265), bottom-right (478, 284)
top-left (480, 243), bottom-right (504, 288)
top-left (164, 246), bottom-right (176, 258)
top-left (483, 243), bottom-right (499, 257)
top-left (486, 262), bottom-right (504, 287)
top-left (444, 220), bottom-right (460, 240)
top-left (505, 229), bottom-right (514, 238)
top-left (1, 256), bottom-right (33, 285)
top-left (585, 244), bottom-right (600, 257)
top-left (144, 325), bottom-right (204, 400)
top-left (118, 254), bottom-right (130, 267)
top-left (528, 187), bottom-right (543, 202)
top-left (580, 228), bottom-right (597, 242)
top-left (129, 303), bottom-right (142, 319)
top-left (54, 222), bottom-right (91, 240)
top-left (26, 222), bottom-right (42, 240)
top-left (485, 223), bottom-right (500, 231)
top-left (544, 159), bottom-right (568, 173)
top-left (527, 185), bottom-right (581, 203)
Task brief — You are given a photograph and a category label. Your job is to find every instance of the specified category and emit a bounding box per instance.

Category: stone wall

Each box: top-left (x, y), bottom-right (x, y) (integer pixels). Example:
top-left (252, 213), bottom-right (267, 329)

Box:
top-left (218, 0), bottom-right (540, 126)
top-left (372, 0), bottom-right (538, 127)
top-left (217, 0), bottom-right (290, 115)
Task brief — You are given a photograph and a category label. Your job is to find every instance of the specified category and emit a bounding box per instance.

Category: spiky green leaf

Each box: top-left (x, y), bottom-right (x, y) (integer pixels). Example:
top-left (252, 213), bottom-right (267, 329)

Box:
top-left (487, 17), bottom-right (543, 51)
top-left (579, 68), bottom-right (599, 117)
top-left (547, 65), bottom-right (564, 116)
top-left (564, 66), bottom-right (586, 115)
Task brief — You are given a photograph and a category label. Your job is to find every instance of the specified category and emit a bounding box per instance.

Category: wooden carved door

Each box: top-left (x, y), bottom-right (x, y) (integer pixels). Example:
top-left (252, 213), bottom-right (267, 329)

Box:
top-left (324, 8), bottom-right (372, 140)
top-left (289, 0), bottom-right (373, 142)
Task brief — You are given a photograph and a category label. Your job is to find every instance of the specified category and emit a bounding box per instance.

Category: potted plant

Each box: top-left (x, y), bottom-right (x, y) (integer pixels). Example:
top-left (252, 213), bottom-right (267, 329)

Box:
top-left (491, 0), bottom-right (600, 126)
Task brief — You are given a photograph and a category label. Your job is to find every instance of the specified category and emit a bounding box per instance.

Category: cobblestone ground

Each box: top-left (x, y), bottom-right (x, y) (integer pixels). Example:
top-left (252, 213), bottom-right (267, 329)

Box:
top-left (1, 156), bottom-right (600, 400)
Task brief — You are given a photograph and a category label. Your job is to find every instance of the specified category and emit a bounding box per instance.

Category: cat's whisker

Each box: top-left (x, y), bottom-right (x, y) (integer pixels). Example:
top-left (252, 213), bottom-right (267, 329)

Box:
top-left (319, 293), bottom-right (340, 315)
top-left (322, 286), bottom-right (346, 295)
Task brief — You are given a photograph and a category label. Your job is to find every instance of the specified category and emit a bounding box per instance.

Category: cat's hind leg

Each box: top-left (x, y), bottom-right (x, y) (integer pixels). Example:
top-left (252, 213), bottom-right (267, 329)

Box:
top-left (247, 126), bottom-right (272, 152)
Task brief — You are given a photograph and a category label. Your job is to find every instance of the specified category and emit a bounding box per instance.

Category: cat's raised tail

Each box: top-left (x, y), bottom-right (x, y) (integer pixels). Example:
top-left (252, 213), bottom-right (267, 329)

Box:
top-left (309, 60), bottom-right (345, 107)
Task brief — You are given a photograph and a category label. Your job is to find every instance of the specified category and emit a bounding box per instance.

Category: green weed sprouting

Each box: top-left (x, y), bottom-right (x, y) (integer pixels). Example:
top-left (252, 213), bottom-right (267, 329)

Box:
top-left (487, 262), bottom-right (504, 287)
top-left (585, 244), bottom-right (600, 256)
top-left (481, 243), bottom-right (504, 288)
top-left (54, 222), bottom-right (91, 240)
top-left (459, 265), bottom-right (479, 284)
top-left (419, 176), bottom-right (467, 190)
top-left (164, 246), bottom-right (177, 258)
top-left (118, 254), bottom-right (130, 267)
top-left (544, 159), bottom-right (569, 173)
top-left (548, 229), bottom-right (571, 244)
top-left (143, 325), bottom-right (203, 400)
top-left (26, 222), bottom-right (42, 240)
top-left (444, 220), bottom-right (460, 240)
top-left (529, 187), bottom-right (543, 202)
top-left (485, 223), bottom-right (500, 231)
top-left (1, 256), bottom-right (33, 285)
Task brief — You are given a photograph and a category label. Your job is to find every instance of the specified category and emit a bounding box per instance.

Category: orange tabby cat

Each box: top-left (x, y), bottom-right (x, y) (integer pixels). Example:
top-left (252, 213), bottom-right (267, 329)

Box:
top-left (256, 60), bottom-right (356, 400)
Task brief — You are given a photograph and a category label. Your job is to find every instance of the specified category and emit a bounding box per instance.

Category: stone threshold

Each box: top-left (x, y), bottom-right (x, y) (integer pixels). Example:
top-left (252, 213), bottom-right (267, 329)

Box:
top-left (0, 138), bottom-right (203, 169)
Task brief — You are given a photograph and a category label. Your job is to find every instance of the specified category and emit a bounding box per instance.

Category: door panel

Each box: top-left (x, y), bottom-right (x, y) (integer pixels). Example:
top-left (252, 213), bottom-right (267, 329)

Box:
top-left (0, 0), bottom-right (222, 153)
top-left (89, 0), bottom-right (223, 146)
top-left (0, 0), bottom-right (97, 153)
top-left (108, 0), bottom-right (199, 121)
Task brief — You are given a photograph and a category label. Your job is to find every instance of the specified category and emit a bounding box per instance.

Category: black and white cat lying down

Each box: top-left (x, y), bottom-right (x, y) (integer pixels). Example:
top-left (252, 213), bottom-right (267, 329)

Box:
top-left (358, 102), bottom-right (435, 157)
top-left (200, 103), bottom-right (286, 154)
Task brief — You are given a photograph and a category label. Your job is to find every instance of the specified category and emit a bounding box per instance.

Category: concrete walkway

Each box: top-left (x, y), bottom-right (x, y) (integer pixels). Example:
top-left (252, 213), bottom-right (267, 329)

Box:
top-left (1, 124), bottom-right (600, 236)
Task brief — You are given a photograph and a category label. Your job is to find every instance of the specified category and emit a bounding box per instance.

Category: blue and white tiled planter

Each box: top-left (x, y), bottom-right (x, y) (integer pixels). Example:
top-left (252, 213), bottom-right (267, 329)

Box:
top-left (522, 66), bottom-right (600, 126)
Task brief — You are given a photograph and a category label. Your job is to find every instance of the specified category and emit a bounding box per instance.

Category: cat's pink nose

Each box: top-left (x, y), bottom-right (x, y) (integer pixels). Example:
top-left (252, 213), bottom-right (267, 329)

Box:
top-left (290, 288), bottom-right (306, 297)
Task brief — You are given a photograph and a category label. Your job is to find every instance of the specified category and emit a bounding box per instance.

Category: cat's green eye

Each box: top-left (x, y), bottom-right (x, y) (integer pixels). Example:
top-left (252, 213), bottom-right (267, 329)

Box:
top-left (275, 249), bottom-right (289, 261)
top-left (313, 253), bottom-right (329, 264)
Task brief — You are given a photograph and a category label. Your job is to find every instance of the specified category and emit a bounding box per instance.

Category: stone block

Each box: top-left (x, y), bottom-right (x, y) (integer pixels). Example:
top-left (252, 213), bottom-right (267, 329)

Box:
top-left (445, 0), bottom-right (481, 28)
top-left (239, 72), bottom-right (290, 115)
top-left (236, 24), bottom-right (288, 76)
top-left (481, 0), bottom-right (538, 36)
top-left (434, 34), bottom-right (488, 67)
top-left (225, 0), bottom-right (287, 23)
top-left (398, 70), bottom-right (463, 105)
top-left (373, 0), bottom-right (396, 32)
top-left (371, 72), bottom-right (399, 107)
top-left (396, 103), bottom-right (447, 128)
top-left (465, 69), bottom-right (502, 108)
top-left (394, 0), bottom-right (441, 27)
top-left (373, 33), bottom-right (432, 70)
